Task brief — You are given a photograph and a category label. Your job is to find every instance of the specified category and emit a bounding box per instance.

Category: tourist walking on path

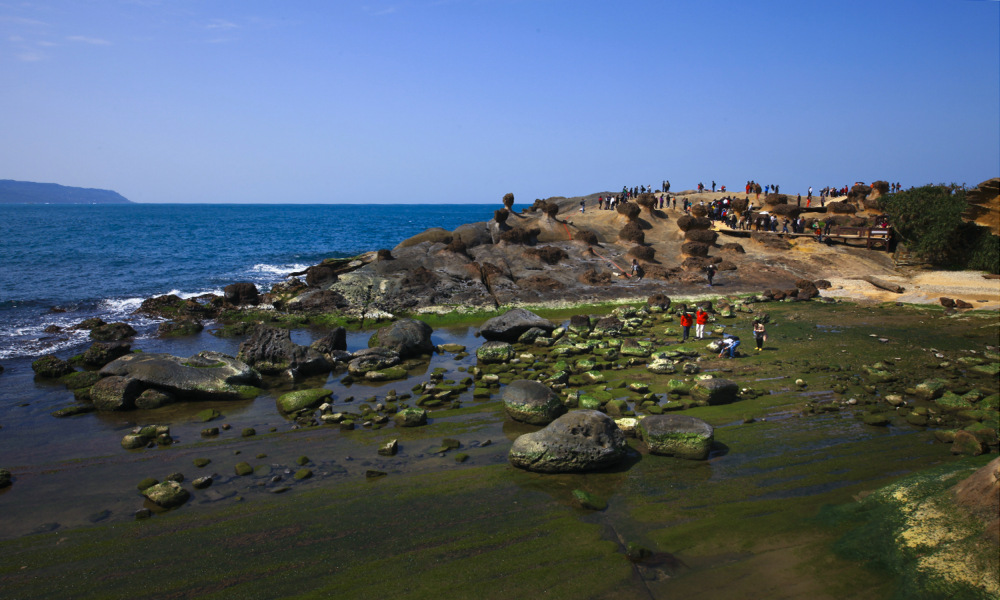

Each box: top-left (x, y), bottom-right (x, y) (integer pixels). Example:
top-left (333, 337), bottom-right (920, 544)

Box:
top-left (679, 311), bottom-right (693, 342)
top-left (695, 307), bottom-right (708, 339)
top-left (753, 320), bottom-right (767, 351)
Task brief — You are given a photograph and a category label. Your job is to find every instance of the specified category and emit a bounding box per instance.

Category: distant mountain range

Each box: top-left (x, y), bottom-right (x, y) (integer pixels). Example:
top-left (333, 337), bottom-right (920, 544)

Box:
top-left (0, 179), bottom-right (132, 204)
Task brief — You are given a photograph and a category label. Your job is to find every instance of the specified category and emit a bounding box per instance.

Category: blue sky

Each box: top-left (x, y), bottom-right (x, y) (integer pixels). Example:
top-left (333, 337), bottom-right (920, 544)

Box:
top-left (1, 0), bottom-right (998, 203)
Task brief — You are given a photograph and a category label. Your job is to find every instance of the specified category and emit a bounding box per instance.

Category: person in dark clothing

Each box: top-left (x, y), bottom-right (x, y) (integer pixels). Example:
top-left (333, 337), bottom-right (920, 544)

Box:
top-left (706, 264), bottom-right (716, 286)
top-left (753, 320), bottom-right (766, 351)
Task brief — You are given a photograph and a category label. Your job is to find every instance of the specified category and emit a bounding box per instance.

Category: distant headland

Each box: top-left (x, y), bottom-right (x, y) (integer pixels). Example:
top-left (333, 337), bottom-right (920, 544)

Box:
top-left (0, 179), bottom-right (132, 204)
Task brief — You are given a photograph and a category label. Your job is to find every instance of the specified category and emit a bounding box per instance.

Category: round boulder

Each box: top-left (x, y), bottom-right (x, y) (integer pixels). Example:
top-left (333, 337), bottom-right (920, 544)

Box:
top-left (639, 414), bottom-right (714, 460)
top-left (502, 380), bottom-right (566, 425)
top-left (508, 410), bottom-right (628, 473)
top-left (479, 308), bottom-right (555, 342)
top-left (224, 282), bottom-right (260, 306)
top-left (368, 319), bottom-right (434, 358)
top-left (477, 341), bottom-right (514, 364)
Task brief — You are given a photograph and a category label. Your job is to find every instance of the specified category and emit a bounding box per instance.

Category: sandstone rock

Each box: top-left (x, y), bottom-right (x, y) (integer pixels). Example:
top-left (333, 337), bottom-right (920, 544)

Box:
top-left (508, 410), bottom-right (627, 473)
top-left (502, 380), bottom-right (566, 425)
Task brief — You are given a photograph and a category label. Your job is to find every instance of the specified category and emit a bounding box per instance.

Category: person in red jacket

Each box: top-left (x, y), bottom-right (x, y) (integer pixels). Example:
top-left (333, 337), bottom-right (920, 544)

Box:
top-left (695, 308), bottom-right (708, 339)
top-left (679, 311), bottom-right (693, 342)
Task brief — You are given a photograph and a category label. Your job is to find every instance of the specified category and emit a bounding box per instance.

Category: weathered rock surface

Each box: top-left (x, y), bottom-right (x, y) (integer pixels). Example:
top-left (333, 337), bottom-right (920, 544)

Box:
top-left (477, 341), bottom-right (514, 364)
top-left (639, 415), bottom-right (715, 460)
top-left (31, 355), bottom-right (75, 378)
top-left (277, 388), bottom-right (333, 413)
top-left (223, 282), bottom-right (260, 306)
top-left (142, 481), bottom-right (190, 508)
top-left (237, 325), bottom-right (331, 378)
top-left (508, 410), bottom-right (628, 473)
top-left (347, 347), bottom-right (400, 375)
top-left (89, 322), bottom-right (137, 342)
top-left (689, 378), bottom-right (740, 405)
top-left (368, 318), bottom-right (434, 358)
top-left (502, 379), bottom-right (566, 425)
top-left (99, 351), bottom-right (261, 403)
top-left (480, 308), bottom-right (555, 342)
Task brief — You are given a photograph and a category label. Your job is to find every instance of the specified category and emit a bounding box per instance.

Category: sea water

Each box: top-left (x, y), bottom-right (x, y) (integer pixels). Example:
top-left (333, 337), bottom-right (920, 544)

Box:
top-left (0, 203), bottom-right (493, 360)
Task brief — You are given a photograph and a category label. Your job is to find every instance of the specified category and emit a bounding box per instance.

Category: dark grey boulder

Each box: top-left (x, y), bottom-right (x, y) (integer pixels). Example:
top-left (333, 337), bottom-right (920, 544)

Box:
top-left (508, 410), bottom-right (627, 473)
top-left (91, 375), bottom-right (145, 411)
top-left (224, 282), bottom-right (260, 306)
top-left (639, 415), bottom-right (714, 460)
top-left (690, 378), bottom-right (739, 405)
top-left (31, 355), bottom-right (75, 378)
top-left (237, 326), bottom-right (331, 378)
top-left (81, 341), bottom-right (132, 367)
top-left (135, 388), bottom-right (175, 410)
top-left (368, 319), bottom-right (434, 358)
top-left (347, 347), bottom-right (400, 375)
top-left (502, 380), bottom-right (566, 425)
top-left (311, 327), bottom-right (347, 354)
top-left (286, 289), bottom-right (349, 312)
top-left (89, 322), bottom-right (137, 342)
top-left (480, 308), bottom-right (555, 342)
top-left (99, 351), bottom-right (260, 402)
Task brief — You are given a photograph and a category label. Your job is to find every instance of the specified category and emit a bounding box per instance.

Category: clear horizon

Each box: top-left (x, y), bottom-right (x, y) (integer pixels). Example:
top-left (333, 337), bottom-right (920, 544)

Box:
top-left (2, 0), bottom-right (998, 204)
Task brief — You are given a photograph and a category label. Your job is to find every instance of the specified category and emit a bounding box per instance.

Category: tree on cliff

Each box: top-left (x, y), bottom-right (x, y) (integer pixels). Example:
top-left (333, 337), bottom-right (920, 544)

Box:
top-left (879, 184), bottom-right (999, 273)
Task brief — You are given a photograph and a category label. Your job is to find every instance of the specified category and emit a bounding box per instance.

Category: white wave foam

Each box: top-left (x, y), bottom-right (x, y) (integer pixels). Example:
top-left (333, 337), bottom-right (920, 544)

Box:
top-left (161, 288), bottom-right (226, 300)
top-left (250, 263), bottom-right (309, 276)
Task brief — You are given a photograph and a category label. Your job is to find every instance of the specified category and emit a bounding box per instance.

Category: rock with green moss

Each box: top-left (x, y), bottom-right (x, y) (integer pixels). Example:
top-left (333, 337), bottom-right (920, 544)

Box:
top-left (136, 477), bottom-right (159, 491)
top-left (365, 366), bottom-right (408, 381)
top-left (862, 413), bottom-right (891, 426)
top-left (639, 414), bottom-right (714, 460)
top-left (135, 388), bottom-right (175, 410)
top-left (99, 351), bottom-right (262, 403)
top-left (646, 359), bottom-right (676, 374)
top-left (970, 363), bottom-right (1000, 376)
top-left (294, 469), bottom-right (313, 480)
top-left (502, 379), bottom-right (566, 425)
top-left (572, 489), bottom-right (607, 511)
top-left (914, 379), bottom-right (947, 401)
top-left (508, 410), bottom-right (627, 473)
top-left (277, 389), bottom-right (333, 413)
top-left (52, 404), bottom-right (97, 418)
top-left (60, 370), bottom-right (101, 390)
top-left (690, 378), bottom-right (739, 405)
top-left (394, 407), bottom-right (427, 427)
top-left (950, 431), bottom-right (985, 456)
top-left (142, 481), bottom-right (190, 508)
top-left (378, 439), bottom-right (399, 456)
top-left (32, 355), bottom-right (75, 379)
top-left (477, 341), bottom-right (514, 364)
top-left (234, 462), bottom-right (253, 476)
top-left (619, 339), bottom-right (651, 358)
top-left (666, 379), bottom-right (692, 396)
top-left (193, 458), bottom-right (211, 468)
top-left (935, 392), bottom-right (975, 411)
top-left (194, 408), bottom-right (221, 423)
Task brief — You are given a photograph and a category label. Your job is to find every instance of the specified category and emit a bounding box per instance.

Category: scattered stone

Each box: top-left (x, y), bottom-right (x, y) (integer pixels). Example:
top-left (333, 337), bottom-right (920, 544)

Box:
top-left (276, 388), bottom-right (332, 413)
top-left (479, 308), bottom-right (555, 342)
top-left (241, 428), bottom-right (256, 438)
top-left (191, 476), bottom-right (213, 489)
top-left (293, 469), bottom-right (313, 480)
top-left (234, 462), bottom-right (253, 476)
top-left (378, 439), bottom-right (399, 456)
top-left (477, 341), bottom-right (515, 364)
top-left (393, 407), bottom-right (428, 427)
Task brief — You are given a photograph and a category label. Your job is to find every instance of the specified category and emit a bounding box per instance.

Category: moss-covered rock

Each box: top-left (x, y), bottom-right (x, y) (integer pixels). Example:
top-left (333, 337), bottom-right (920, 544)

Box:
top-left (502, 379), bottom-right (565, 425)
top-left (276, 388), bottom-right (333, 413)
top-left (690, 378), bottom-right (739, 405)
top-left (394, 407), bottom-right (427, 427)
top-left (142, 481), bottom-right (190, 508)
top-left (476, 341), bottom-right (514, 364)
top-left (639, 414), bottom-right (714, 460)
top-left (914, 379), bottom-right (947, 401)
top-left (31, 355), bottom-right (75, 378)
top-left (572, 489), bottom-right (608, 511)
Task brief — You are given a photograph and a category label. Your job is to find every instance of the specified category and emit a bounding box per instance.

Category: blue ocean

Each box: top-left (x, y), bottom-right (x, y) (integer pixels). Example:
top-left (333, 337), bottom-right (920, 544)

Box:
top-left (0, 203), bottom-right (494, 360)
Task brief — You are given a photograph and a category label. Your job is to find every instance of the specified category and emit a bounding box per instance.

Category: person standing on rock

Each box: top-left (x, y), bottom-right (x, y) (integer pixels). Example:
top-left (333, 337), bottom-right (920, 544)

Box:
top-left (695, 307), bottom-right (708, 339)
top-left (679, 311), bottom-right (693, 342)
top-left (706, 264), bottom-right (717, 287)
top-left (753, 320), bottom-right (767, 351)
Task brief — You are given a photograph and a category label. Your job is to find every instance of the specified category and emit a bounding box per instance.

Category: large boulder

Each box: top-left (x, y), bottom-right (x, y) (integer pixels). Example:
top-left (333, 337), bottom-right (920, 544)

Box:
top-left (639, 415), bottom-right (715, 460)
top-left (368, 319), bottom-right (434, 358)
top-left (90, 375), bottom-right (146, 411)
top-left (99, 351), bottom-right (261, 402)
top-left (237, 326), bottom-right (331, 378)
top-left (479, 308), bottom-right (555, 342)
top-left (347, 347), bottom-right (400, 375)
top-left (689, 378), bottom-right (739, 405)
top-left (286, 289), bottom-right (349, 313)
top-left (224, 282), bottom-right (260, 306)
top-left (310, 328), bottom-right (347, 355)
top-left (89, 322), bottom-right (137, 342)
top-left (502, 380), bottom-right (566, 425)
top-left (81, 341), bottom-right (132, 367)
top-left (508, 410), bottom-right (628, 473)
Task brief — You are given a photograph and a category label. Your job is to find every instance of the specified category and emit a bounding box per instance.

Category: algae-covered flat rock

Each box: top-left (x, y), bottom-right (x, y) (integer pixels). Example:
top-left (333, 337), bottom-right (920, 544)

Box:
top-left (31, 355), bottom-right (75, 379)
top-left (914, 379), bottom-right (947, 401)
top-left (142, 481), bottom-right (190, 508)
top-left (689, 378), bottom-right (739, 405)
top-left (639, 414), bottom-right (714, 460)
top-left (508, 410), bottom-right (627, 473)
top-left (277, 388), bottom-right (333, 413)
top-left (502, 379), bottom-right (566, 425)
top-left (99, 351), bottom-right (262, 403)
